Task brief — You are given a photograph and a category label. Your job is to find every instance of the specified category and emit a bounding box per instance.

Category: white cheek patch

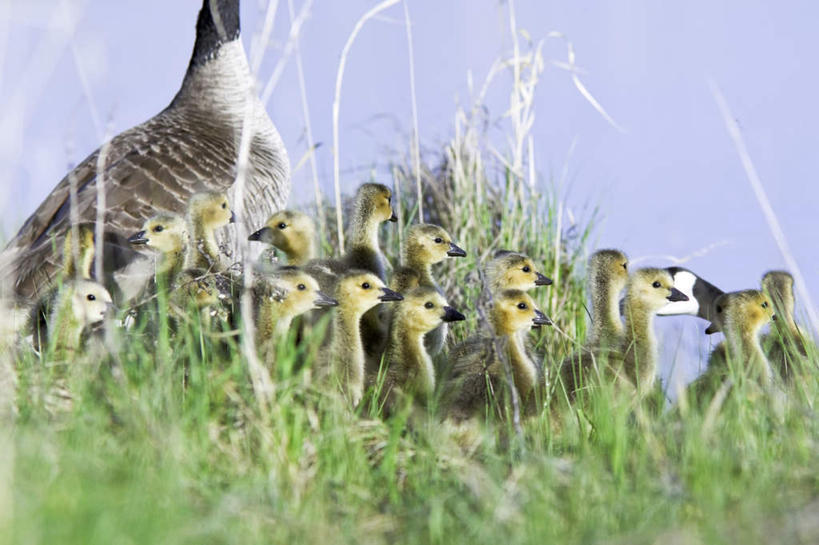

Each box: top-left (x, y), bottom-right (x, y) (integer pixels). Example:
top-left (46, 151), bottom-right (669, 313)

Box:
top-left (657, 270), bottom-right (700, 316)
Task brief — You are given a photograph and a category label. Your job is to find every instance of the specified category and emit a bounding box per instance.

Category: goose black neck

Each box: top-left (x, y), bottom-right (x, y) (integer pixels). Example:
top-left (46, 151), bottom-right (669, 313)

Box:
top-left (189, 0), bottom-right (241, 68)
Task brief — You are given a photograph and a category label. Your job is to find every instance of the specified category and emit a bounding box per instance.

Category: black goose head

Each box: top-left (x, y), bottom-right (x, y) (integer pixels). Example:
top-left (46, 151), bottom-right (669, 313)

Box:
top-left (189, 0), bottom-right (241, 69)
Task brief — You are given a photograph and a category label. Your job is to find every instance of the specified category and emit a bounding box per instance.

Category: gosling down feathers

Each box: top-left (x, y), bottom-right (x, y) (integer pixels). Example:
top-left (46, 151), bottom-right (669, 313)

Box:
top-left (1, 0), bottom-right (289, 302)
top-left (248, 210), bottom-right (317, 266)
top-left (444, 290), bottom-right (550, 422)
top-left (760, 270), bottom-right (814, 381)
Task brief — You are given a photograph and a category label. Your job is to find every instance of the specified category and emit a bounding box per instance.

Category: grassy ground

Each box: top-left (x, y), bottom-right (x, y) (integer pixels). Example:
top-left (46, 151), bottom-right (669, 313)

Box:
top-left (5, 30), bottom-right (819, 545)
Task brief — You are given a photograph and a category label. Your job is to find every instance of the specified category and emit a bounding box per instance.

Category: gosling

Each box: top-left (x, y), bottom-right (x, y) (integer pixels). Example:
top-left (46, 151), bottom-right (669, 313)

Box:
top-left (444, 290), bottom-right (550, 422)
top-left (46, 279), bottom-right (113, 358)
top-left (375, 287), bottom-right (465, 412)
top-left (185, 191), bottom-right (235, 271)
top-left (253, 267), bottom-right (337, 361)
top-left (128, 214), bottom-right (189, 287)
top-left (319, 270), bottom-right (403, 406)
top-left (760, 271), bottom-right (812, 382)
top-left (486, 250), bottom-right (552, 293)
top-left (690, 289), bottom-right (775, 400)
top-left (248, 209), bottom-right (317, 266)
top-left (391, 223), bottom-right (466, 356)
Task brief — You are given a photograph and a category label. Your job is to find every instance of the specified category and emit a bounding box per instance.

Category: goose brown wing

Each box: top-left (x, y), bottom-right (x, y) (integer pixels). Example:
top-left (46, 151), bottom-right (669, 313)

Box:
top-left (6, 111), bottom-right (238, 299)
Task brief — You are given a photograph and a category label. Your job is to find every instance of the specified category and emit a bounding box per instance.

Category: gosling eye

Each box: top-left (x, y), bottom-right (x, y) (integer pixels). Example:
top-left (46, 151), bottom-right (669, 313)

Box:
top-left (716, 305), bottom-right (723, 313)
top-left (87, 294), bottom-right (96, 301)
top-left (652, 281), bottom-right (662, 288)
top-left (762, 301), bottom-right (769, 308)
top-left (434, 237), bottom-right (443, 244)
top-left (297, 284), bottom-right (306, 291)
top-left (424, 302), bottom-right (434, 309)
top-left (522, 266), bottom-right (531, 273)
top-left (153, 225), bottom-right (164, 233)
top-left (221, 202), bottom-right (227, 210)
top-left (362, 282), bottom-right (371, 290)
top-left (517, 302), bottom-right (528, 310)
top-left (622, 263), bottom-right (628, 270)
top-left (278, 222), bottom-right (287, 229)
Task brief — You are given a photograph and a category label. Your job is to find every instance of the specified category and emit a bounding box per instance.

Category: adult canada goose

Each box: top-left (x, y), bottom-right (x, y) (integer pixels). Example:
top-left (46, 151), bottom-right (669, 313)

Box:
top-left (690, 290), bottom-right (775, 400)
top-left (656, 267), bottom-right (725, 324)
top-left (444, 290), bottom-right (550, 422)
top-left (390, 223), bottom-right (466, 356)
top-left (46, 279), bottom-right (113, 358)
top-left (760, 271), bottom-right (812, 381)
top-left (248, 210), bottom-right (317, 266)
top-left (375, 287), bottom-right (465, 412)
top-left (2, 0), bottom-right (289, 302)
top-left (560, 268), bottom-right (687, 399)
top-left (253, 266), bottom-right (337, 362)
top-left (318, 270), bottom-right (402, 407)
top-left (486, 250), bottom-right (552, 293)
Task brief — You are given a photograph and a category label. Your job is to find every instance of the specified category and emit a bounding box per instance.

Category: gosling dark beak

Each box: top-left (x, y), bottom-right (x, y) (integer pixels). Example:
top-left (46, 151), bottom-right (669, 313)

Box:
top-left (314, 291), bottom-right (338, 308)
top-left (378, 287), bottom-right (403, 302)
top-left (128, 231), bottom-right (148, 245)
top-left (388, 211), bottom-right (398, 223)
top-left (667, 287), bottom-right (689, 302)
top-left (535, 272), bottom-right (553, 286)
top-left (532, 309), bottom-right (552, 328)
top-left (229, 211), bottom-right (237, 224)
top-left (248, 226), bottom-right (273, 243)
top-left (441, 306), bottom-right (466, 323)
top-left (447, 243), bottom-right (467, 258)
top-left (705, 322), bottom-right (719, 335)
top-left (771, 313), bottom-right (778, 321)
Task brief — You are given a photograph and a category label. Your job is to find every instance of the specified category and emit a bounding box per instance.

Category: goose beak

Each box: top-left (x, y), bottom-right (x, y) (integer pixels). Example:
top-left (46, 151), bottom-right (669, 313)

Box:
top-left (667, 288), bottom-right (688, 302)
top-left (388, 211), bottom-right (398, 223)
top-left (378, 287), bottom-right (403, 302)
top-left (705, 322), bottom-right (719, 335)
top-left (128, 231), bottom-right (149, 245)
top-left (535, 272), bottom-right (553, 286)
top-left (314, 291), bottom-right (338, 308)
top-left (229, 211), bottom-right (237, 224)
top-left (771, 313), bottom-right (778, 321)
top-left (441, 306), bottom-right (466, 322)
top-left (447, 243), bottom-right (467, 258)
top-left (532, 309), bottom-right (552, 328)
top-left (248, 226), bottom-right (273, 243)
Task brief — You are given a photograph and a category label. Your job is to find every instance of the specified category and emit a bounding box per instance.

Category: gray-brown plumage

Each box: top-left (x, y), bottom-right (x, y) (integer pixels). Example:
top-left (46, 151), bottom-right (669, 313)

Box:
top-left (2, 0), bottom-right (289, 302)
top-left (390, 223), bottom-right (466, 356)
top-left (760, 271), bottom-right (814, 381)
top-left (690, 289), bottom-right (775, 401)
top-left (443, 290), bottom-right (550, 422)
top-left (374, 287), bottom-right (465, 413)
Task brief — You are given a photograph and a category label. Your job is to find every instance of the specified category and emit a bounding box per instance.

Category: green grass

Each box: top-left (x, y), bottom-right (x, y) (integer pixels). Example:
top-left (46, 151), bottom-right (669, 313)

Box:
top-left (5, 33), bottom-right (819, 545)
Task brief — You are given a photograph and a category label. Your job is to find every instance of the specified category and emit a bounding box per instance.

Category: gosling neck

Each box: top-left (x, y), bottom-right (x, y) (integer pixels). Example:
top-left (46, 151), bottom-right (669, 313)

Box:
top-left (348, 210), bottom-right (382, 253)
top-left (623, 298), bottom-right (658, 387)
top-left (774, 292), bottom-right (798, 334)
top-left (590, 276), bottom-right (624, 347)
top-left (331, 305), bottom-right (367, 402)
top-left (289, 235), bottom-right (316, 266)
top-left (157, 245), bottom-right (187, 281)
top-left (405, 254), bottom-right (435, 287)
top-left (187, 218), bottom-right (221, 270)
top-left (391, 321), bottom-right (435, 397)
top-left (49, 296), bottom-right (84, 356)
top-left (727, 322), bottom-right (773, 385)
top-left (507, 330), bottom-right (538, 398)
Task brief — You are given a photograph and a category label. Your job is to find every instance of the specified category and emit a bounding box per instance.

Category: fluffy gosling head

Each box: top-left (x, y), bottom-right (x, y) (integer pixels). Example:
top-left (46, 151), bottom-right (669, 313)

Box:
top-left (706, 289), bottom-right (775, 336)
top-left (762, 270), bottom-right (794, 316)
top-left (265, 267), bottom-right (337, 315)
top-left (589, 249), bottom-right (629, 292)
top-left (404, 224), bottom-right (466, 265)
top-left (394, 286), bottom-right (465, 334)
top-left (66, 279), bottom-right (114, 326)
top-left (248, 210), bottom-right (316, 263)
top-left (335, 270), bottom-right (403, 315)
top-left (187, 191), bottom-right (235, 229)
top-left (490, 289), bottom-right (551, 336)
top-left (488, 251), bottom-right (552, 291)
top-left (354, 183), bottom-right (397, 224)
top-left (129, 214), bottom-right (188, 254)
top-left (624, 268), bottom-right (689, 314)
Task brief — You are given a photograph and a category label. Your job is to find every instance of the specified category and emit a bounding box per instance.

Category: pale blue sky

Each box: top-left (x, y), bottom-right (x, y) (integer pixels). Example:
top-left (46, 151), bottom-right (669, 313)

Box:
top-left (1, 0), bottom-right (815, 387)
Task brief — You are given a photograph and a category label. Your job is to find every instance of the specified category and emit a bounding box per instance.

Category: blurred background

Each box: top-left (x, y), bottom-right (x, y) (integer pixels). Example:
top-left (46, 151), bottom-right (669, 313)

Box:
top-left (0, 0), bottom-right (815, 391)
